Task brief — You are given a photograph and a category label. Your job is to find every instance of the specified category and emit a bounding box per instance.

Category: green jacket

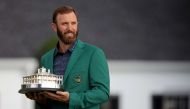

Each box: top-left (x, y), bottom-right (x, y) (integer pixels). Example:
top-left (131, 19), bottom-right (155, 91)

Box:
top-left (40, 40), bottom-right (110, 109)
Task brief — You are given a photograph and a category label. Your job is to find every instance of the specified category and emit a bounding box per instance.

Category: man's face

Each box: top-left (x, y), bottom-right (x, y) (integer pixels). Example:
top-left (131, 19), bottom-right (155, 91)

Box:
top-left (54, 12), bottom-right (78, 45)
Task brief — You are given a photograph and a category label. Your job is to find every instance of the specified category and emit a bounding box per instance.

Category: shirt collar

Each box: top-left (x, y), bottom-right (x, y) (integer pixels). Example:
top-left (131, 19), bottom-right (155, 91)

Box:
top-left (54, 39), bottom-right (78, 56)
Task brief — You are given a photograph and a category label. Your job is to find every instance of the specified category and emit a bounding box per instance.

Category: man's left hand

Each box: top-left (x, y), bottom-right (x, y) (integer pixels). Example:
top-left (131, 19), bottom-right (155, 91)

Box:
top-left (42, 91), bottom-right (69, 103)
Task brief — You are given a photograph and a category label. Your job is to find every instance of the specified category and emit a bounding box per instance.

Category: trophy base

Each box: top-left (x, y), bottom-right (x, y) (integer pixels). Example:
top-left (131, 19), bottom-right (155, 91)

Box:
top-left (18, 88), bottom-right (61, 94)
top-left (18, 84), bottom-right (62, 94)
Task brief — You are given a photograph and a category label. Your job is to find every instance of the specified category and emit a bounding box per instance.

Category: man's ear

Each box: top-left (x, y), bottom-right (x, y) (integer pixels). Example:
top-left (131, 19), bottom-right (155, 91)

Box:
top-left (51, 23), bottom-right (57, 32)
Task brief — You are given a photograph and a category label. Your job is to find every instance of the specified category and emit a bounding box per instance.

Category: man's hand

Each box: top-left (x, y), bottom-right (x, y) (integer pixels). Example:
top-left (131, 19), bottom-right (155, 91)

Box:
top-left (42, 91), bottom-right (69, 103)
top-left (25, 92), bottom-right (47, 104)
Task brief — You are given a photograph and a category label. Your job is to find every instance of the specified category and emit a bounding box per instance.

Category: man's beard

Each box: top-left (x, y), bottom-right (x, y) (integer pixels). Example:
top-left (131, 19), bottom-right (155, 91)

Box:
top-left (57, 28), bottom-right (78, 45)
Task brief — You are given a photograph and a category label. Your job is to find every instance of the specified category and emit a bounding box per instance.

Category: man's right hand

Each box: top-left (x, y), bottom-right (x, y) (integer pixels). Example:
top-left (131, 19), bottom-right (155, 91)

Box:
top-left (25, 92), bottom-right (47, 104)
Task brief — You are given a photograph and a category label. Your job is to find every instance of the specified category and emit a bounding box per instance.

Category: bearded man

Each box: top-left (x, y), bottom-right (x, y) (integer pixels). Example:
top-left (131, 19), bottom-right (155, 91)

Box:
top-left (25, 6), bottom-right (110, 109)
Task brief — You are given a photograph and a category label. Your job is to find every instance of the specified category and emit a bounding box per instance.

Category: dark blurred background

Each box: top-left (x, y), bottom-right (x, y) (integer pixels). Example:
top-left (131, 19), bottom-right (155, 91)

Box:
top-left (0, 0), bottom-right (189, 60)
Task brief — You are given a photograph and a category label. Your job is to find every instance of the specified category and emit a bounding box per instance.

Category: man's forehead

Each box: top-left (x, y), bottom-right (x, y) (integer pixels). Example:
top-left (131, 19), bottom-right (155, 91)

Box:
top-left (57, 12), bottom-right (77, 20)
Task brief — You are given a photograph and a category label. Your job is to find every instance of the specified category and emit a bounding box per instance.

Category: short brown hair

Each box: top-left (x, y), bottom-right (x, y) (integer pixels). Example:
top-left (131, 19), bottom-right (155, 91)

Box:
top-left (52, 6), bottom-right (77, 23)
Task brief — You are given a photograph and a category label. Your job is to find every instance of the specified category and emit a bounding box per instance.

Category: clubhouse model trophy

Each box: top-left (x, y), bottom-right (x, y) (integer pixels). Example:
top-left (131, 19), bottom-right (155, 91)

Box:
top-left (18, 67), bottom-right (63, 94)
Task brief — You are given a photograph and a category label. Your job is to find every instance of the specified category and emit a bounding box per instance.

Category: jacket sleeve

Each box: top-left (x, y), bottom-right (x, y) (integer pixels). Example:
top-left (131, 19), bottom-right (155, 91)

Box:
top-left (69, 48), bottom-right (110, 108)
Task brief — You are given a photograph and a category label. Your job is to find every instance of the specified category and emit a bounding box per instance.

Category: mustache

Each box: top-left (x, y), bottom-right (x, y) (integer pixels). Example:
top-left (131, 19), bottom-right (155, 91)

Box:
top-left (64, 30), bottom-right (75, 35)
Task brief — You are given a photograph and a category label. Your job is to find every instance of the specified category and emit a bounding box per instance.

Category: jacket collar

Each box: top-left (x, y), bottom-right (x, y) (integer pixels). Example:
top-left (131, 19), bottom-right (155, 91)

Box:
top-left (54, 39), bottom-right (78, 56)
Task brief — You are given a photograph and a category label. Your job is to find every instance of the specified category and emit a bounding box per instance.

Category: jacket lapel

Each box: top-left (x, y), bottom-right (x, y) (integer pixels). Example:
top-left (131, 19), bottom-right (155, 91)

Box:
top-left (63, 40), bottom-right (84, 82)
top-left (49, 55), bottom-right (54, 73)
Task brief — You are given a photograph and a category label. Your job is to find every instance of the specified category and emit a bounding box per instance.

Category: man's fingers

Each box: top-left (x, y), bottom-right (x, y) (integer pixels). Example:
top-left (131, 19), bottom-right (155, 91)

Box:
top-left (56, 91), bottom-right (69, 102)
top-left (25, 93), bottom-right (34, 100)
top-left (56, 91), bottom-right (66, 95)
top-left (33, 93), bottom-right (38, 100)
top-left (25, 92), bottom-right (42, 100)
top-left (42, 91), bottom-right (60, 101)
top-left (43, 91), bottom-right (59, 98)
top-left (41, 91), bottom-right (69, 102)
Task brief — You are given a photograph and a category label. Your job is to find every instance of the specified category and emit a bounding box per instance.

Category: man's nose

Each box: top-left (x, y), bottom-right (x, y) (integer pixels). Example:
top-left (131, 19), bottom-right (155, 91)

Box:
top-left (67, 24), bottom-right (72, 30)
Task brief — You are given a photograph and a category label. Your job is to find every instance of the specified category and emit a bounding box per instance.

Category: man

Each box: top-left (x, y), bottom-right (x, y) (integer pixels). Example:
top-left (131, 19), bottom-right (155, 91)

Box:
top-left (25, 6), bottom-right (110, 109)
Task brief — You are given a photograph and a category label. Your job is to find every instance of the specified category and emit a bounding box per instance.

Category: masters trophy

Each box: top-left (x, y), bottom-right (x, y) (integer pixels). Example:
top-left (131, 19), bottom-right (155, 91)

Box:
top-left (18, 67), bottom-right (63, 94)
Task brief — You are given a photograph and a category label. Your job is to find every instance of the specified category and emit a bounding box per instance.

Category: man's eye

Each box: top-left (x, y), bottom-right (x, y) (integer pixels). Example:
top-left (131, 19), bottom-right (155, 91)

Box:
top-left (62, 23), bottom-right (68, 25)
top-left (71, 22), bottom-right (77, 25)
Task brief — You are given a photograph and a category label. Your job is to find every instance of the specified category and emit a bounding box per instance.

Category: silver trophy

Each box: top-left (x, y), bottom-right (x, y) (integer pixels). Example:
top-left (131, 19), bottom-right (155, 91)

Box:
top-left (18, 67), bottom-right (63, 94)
